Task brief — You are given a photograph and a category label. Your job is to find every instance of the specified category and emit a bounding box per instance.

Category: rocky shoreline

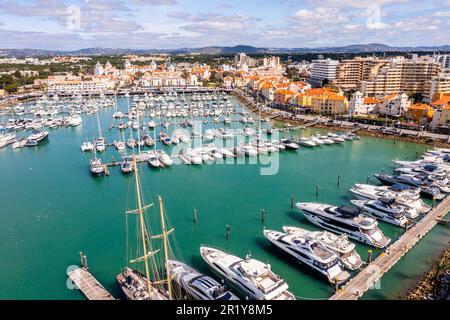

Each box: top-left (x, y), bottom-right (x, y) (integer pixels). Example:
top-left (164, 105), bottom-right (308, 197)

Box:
top-left (405, 245), bottom-right (450, 300)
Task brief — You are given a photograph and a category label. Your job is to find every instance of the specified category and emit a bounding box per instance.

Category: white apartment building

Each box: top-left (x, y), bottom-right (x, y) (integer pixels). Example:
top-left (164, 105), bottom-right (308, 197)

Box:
top-left (426, 71), bottom-right (450, 102)
top-left (376, 93), bottom-right (411, 117)
top-left (434, 54), bottom-right (450, 70)
top-left (349, 91), bottom-right (379, 115)
top-left (309, 59), bottom-right (339, 87)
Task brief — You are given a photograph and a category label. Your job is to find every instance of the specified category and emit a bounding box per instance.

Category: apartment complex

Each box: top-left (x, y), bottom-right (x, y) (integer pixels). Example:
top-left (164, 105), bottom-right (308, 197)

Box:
top-left (309, 59), bottom-right (339, 87)
top-left (333, 55), bottom-right (442, 98)
top-left (426, 71), bottom-right (450, 102)
top-left (334, 57), bottom-right (388, 90)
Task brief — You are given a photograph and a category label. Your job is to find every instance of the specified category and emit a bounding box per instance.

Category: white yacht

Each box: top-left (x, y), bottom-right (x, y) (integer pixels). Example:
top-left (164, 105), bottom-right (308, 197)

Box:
top-left (200, 246), bottom-right (295, 300)
top-left (147, 152), bottom-right (161, 168)
top-left (298, 138), bottom-right (316, 147)
top-left (282, 226), bottom-right (363, 271)
top-left (90, 158), bottom-right (104, 176)
top-left (168, 260), bottom-right (239, 300)
top-left (244, 145), bottom-right (258, 157)
top-left (69, 115), bottom-right (83, 127)
top-left (280, 139), bottom-right (299, 150)
top-left (81, 141), bottom-right (94, 152)
top-left (26, 131), bottom-right (49, 146)
top-left (263, 229), bottom-right (350, 284)
top-left (95, 137), bottom-right (106, 152)
top-left (351, 199), bottom-right (410, 227)
top-left (350, 184), bottom-right (429, 217)
top-left (113, 111), bottom-right (124, 119)
top-left (114, 140), bottom-right (126, 151)
top-left (296, 202), bottom-right (391, 248)
top-left (158, 151), bottom-right (173, 167)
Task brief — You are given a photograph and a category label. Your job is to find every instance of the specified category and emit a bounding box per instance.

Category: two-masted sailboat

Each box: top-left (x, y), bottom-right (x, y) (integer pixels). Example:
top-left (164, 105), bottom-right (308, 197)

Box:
top-left (116, 157), bottom-right (175, 300)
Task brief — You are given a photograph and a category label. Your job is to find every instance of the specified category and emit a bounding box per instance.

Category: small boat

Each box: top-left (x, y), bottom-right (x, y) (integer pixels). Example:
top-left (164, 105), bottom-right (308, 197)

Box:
top-left (280, 139), bottom-right (299, 150)
top-left (244, 145), bottom-right (258, 157)
top-left (298, 138), bottom-right (317, 147)
top-left (121, 159), bottom-right (133, 174)
top-left (168, 260), bottom-right (239, 300)
top-left (69, 115), bottom-right (83, 127)
top-left (26, 131), bottom-right (49, 146)
top-left (90, 158), bottom-right (104, 176)
top-left (12, 139), bottom-right (27, 149)
top-left (113, 111), bottom-right (124, 119)
top-left (114, 140), bottom-right (125, 151)
top-left (142, 135), bottom-right (154, 147)
top-left (158, 151), bottom-right (173, 166)
top-left (95, 137), bottom-right (106, 152)
top-left (126, 138), bottom-right (136, 149)
top-left (147, 153), bottom-right (161, 168)
top-left (81, 141), bottom-right (94, 152)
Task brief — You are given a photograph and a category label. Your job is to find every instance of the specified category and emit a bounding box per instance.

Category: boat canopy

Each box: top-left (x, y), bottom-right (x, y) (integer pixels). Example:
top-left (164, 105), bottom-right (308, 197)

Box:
top-left (390, 183), bottom-right (411, 191)
top-left (337, 205), bottom-right (360, 217)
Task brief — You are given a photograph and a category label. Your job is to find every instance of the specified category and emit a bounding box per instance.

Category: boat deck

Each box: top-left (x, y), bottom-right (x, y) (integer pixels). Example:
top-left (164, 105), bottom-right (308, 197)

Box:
top-left (329, 195), bottom-right (450, 300)
top-left (67, 267), bottom-right (116, 300)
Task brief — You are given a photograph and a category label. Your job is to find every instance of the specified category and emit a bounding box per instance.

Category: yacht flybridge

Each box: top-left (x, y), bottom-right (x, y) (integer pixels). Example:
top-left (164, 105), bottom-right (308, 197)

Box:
top-left (263, 229), bottom-right (350, 284)
top-left (200, 246), bottom-right (295, 300)
top-left (282, 226), bottom-right (363, 270)
top-left (296, 202), bottom-right (391, 248)
top-left (168, 260), bottom-right (239, 300)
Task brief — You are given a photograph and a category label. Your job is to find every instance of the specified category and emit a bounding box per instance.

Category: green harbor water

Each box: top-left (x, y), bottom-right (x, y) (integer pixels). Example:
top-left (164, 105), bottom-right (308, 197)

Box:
top-left (0, 96), bottom-right (449, 300)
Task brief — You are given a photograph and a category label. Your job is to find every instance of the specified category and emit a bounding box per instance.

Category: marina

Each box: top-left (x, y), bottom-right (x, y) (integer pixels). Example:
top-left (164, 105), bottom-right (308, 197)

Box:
top-left (0, 94), bottom-right (449, 300)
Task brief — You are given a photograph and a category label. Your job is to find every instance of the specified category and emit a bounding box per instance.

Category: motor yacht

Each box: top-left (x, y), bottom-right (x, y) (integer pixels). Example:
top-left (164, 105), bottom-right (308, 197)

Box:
top-left (350, 198), bottom-right (410, 227)
top-left (168, 260), bottom-right (239, 300)
top-left (263, 229), bottom-right (350, 284)
top-left (282, 226), bottom-right (363, 270)
top-left (200, 246), bottom-right (295, 300)
top-left (296, 202), bottom-right (391, 248)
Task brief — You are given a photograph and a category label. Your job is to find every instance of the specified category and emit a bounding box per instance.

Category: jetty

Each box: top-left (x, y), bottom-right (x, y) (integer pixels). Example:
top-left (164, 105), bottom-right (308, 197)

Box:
top-left (67, 267), bottom-right (115, 300)
top-left (330, 195), bottom-right (450, 300)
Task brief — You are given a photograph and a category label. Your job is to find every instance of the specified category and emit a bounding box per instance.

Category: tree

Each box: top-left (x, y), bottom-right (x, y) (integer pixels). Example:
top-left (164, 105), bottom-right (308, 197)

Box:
top-left (5, 83), bottom-right (18, 93)
top-left (322, 78), bottom-right (330, 87)
top-left (408, 92), bottom-right (423, 103)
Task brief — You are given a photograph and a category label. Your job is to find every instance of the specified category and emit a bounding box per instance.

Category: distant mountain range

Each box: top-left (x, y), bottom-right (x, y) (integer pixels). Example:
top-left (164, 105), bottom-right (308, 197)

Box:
top-left (1, 44), bottom-right (450, 57)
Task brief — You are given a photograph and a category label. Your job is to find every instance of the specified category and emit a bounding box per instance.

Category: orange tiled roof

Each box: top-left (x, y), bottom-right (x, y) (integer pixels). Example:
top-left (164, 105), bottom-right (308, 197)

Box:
top-left (364, 97), bottom-right (381, 104)
top-left (410, 103), bottom-right (433, 111)
top-left (432, 95), bottom-right (450, 106)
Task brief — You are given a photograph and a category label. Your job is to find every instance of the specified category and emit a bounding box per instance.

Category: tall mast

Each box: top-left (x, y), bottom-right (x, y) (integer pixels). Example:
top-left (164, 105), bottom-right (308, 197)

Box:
top-left (158, 195), bottom-right (172, 300)
top-left (133, 157), bottom-right (153, 299)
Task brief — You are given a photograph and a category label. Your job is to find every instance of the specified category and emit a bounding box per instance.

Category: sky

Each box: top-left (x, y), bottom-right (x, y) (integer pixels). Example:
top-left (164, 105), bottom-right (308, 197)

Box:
top-left (0, 0), bottom-right (449, 50)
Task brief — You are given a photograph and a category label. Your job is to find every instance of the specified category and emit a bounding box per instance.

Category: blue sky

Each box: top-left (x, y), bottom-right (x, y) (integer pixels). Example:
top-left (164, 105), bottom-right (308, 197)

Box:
top-left (0, 0), bottom-right (449, 50)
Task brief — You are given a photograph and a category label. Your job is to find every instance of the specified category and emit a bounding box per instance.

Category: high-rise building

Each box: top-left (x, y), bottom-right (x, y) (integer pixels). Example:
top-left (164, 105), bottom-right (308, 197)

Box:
top-left (334, 57), bottom-right (388, 90)
top-left (309, 59), bottom-right (339, 87)
top-left (360, 56), bottom-right (440, 97)
top-left (434, 54), bottom-right (450, 70)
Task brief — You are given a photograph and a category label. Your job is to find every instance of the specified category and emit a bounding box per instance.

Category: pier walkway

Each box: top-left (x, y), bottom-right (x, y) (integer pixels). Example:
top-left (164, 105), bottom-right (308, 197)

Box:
top-left (67, 267), bottom-right (116, 300)
top-left (330, 196), bottom-right (450, 300)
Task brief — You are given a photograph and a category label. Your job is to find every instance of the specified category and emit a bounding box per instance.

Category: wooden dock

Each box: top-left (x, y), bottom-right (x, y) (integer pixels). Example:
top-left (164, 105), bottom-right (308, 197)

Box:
top-left (67, 267), bottom-right (116, 300)
top-left (330, 196), bottom-right (450, 300)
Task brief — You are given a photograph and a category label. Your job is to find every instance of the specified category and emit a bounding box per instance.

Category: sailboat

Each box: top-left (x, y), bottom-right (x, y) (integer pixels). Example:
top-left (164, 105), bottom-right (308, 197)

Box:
top-left (116, 157), bottom-right (175, 300)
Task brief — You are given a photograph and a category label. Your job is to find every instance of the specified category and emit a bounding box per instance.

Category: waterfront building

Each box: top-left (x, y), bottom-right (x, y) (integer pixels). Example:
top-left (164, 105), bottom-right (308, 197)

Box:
top-left (434, 53), bottom-right (450, 70)
top-left (407, 103), bottom-right (435, 125)
top-left (334, 57), bottom-right (389, 91)
top-left (223, 76), bottom-right (233, 89)
top-left (361, 56), bottom-right (440, 97)
top-left (349, 91), bottom-right (380, 115)
top-left (376, 93), bottom-right (411, 117)
top-left (309, 59), bottom-right (339, 87)
top-left (425, 71), bottom-right (450, 102)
